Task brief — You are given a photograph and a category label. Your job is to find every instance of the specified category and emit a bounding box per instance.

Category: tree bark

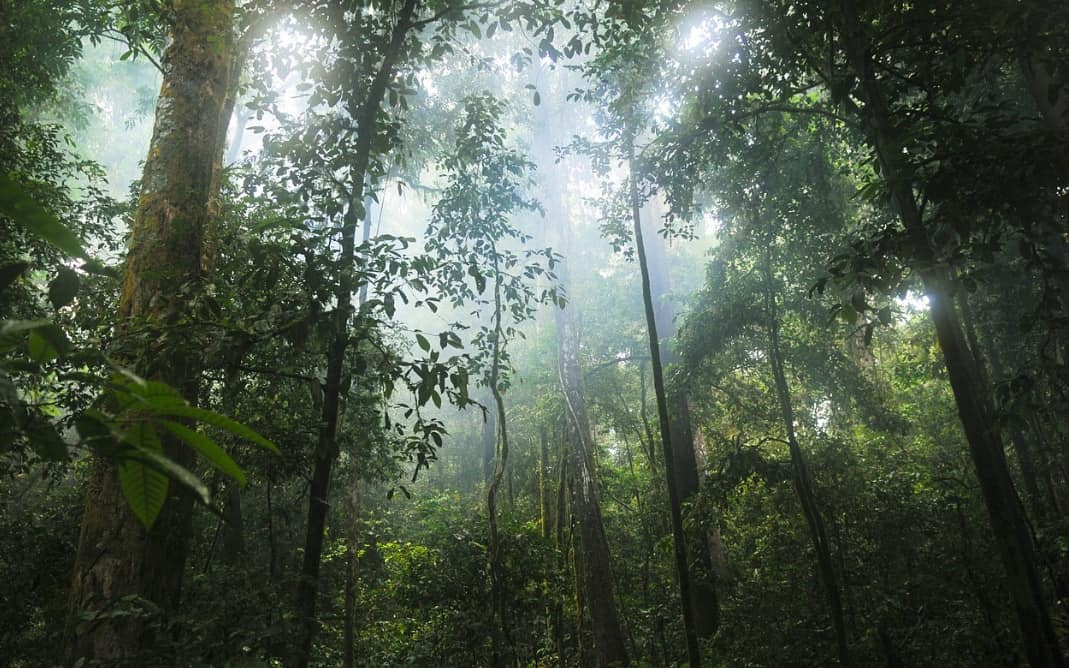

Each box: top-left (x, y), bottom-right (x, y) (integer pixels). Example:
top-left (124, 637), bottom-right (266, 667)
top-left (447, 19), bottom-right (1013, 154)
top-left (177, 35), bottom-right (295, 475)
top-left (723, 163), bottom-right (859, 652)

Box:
top-left (839, 7), bottom-right (1065, 665)
top-left (553, 429), bottom-right (569, 667)
top-left (628, 139), bottom-right (701, 668)
top-left (65, 2), bottom-right (237, 662)
top-left (290, 2), bottom-right (419, 665)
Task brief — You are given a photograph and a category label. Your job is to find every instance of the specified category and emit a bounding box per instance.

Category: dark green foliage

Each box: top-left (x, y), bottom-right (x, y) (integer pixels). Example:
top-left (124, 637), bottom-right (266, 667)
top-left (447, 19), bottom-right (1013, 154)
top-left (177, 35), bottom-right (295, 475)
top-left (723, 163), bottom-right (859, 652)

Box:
top-left (4, 1), bottom-right (1069, 666)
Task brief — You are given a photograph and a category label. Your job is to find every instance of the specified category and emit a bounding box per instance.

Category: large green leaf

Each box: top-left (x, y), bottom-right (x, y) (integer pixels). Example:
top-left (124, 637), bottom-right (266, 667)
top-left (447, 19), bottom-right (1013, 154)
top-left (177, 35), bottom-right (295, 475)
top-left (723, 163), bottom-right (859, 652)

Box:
top-left (27, 323), bottom-right (70, 362)
top-left (0, 172), bottom-right (87, 259)
top-left (154, 404), bottom-right (279, 453)
top-left (117, 422), bottom-right (168, 528)
top-left (111, 376), bottom-right (188, 412)
top-left (157, 419), bottom-right (247, 486)
top-left (131, 447), bottom-right (211, 509)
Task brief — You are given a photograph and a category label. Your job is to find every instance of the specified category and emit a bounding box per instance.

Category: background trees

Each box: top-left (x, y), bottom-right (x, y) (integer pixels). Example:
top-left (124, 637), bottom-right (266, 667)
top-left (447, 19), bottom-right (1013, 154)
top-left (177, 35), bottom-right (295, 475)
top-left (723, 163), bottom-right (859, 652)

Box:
top-left (2, 1), bottom-right (1067, 666)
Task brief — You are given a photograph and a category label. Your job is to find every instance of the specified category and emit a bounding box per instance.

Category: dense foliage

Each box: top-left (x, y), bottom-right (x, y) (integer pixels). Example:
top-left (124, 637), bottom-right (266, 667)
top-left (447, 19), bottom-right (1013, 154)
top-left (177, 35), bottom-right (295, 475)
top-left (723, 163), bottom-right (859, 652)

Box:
top-left (1, 1), bottom-right (1067, 666)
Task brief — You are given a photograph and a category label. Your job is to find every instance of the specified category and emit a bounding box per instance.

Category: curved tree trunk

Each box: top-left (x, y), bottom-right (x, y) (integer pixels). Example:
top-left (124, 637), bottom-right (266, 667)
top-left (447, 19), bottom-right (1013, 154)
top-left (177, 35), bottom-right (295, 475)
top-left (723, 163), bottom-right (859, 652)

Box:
top-left (557, 300), bottom-right (630, 667)
top-left (534, 70), bottom-right (628, 667)
top-left (64, 2), bottom-right (238, 662)
top-left (486, 248), bottom-right (518, 668)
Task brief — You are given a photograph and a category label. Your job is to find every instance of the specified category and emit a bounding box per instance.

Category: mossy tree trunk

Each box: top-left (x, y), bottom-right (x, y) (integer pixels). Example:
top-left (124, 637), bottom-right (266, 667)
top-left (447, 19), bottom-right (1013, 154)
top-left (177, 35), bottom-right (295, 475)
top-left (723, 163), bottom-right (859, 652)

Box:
top-left (64, 1), bottom-right (238, 662)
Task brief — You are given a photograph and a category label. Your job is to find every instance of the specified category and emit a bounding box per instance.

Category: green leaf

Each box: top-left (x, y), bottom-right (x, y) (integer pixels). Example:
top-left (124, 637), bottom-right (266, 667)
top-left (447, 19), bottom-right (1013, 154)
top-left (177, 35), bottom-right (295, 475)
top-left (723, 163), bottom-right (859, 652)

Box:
top-left (112, 377), bottom-right (188, 411)
top-left (0, 172), bottom-right (87, 259)
top-left (27, 324), bottom-right (70, 362)
top-left (157, 419), bottom-right (247, 486)
top-left (416, 333), bottom-right (430, 352)
top-left (118, 422), bottom-right (169, 527)
top-left (134, 448), bottom-right (209, 508)
top-left (119, 458), bottom-right (169, 527)
top-left (48, 266), bottom-right (79, 309)
top-left (152, 404), bottom-right (279, 453)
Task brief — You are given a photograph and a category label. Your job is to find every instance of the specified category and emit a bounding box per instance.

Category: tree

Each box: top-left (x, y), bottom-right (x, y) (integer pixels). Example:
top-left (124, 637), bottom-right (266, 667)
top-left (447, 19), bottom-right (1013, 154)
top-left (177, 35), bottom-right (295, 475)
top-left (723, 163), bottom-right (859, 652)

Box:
top-left (65, 1), bottom-right (241, 661)
top-left (425, 93), bottom-right (559, 665)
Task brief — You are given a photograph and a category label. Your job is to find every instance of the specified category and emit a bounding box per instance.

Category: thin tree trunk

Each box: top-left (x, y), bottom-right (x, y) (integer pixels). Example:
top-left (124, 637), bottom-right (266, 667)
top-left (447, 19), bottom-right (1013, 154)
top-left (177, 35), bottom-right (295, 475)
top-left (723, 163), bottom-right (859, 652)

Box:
top-left (554, 429), bottom-right (569, 667)
top-left (486, 247), bottom-right (517, 668)
top-left (266, 480), bottom-right (278, 580)
top-left (343, 541), bottom-right (356, 668)
top-left (760, 245), bottom-right (851, 667)
top-left (65, 2), bottom-right (238, 662)
top-left (628, 136), bottom-right (700, 668)
top-left (540, 426), bottom-right (551, 540)
top-left (482, 391), bottom-right (498, 483)
top-left (290, 3), bottom-right (418, 665)
top-left (839, 9), bottom-right (1065, 665)
top-left (642, 197), bottom-right (720, 638)
top-left (218, 361), bottom-right (249, 566)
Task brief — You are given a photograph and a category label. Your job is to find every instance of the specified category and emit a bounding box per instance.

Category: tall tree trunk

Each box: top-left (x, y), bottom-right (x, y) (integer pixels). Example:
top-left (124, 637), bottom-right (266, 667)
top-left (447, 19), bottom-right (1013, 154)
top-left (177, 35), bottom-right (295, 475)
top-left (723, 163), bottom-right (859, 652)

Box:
top-left (290, 2), bottom-right (419, 665)
top-left (960, 294), bottom-right (1048, 520)
top-left (65, 2), bottom-right (237, 662)
top-left (343, 542), bottom-right (356, 668)
top-left (628, 138), bottom-right (701, 668)
top-left (641, 198), bottom-right (720, 638)
top-left (556, 269), bottom-right (630, 667)
top-left (553, 428), bottom-right (570, 667)
top-left (482, 390), bottom-right (498, 482)
top-left (218, 359), bottom-right (249, 566)
top-left (540, 426), bottom-right (552, 540)
top-left (760, 245), bottom-right (851, 667)
top-left (839, 8), bottom-right (1065, 665)
top-left (536, 71), bottom-right (628, 666)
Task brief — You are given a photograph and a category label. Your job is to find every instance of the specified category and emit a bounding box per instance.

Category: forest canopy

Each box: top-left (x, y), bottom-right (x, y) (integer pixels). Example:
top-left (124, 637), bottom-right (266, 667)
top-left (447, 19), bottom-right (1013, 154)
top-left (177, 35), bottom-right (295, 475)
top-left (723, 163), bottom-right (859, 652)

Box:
top-left (1, 0), bottom-right (1068, 666)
